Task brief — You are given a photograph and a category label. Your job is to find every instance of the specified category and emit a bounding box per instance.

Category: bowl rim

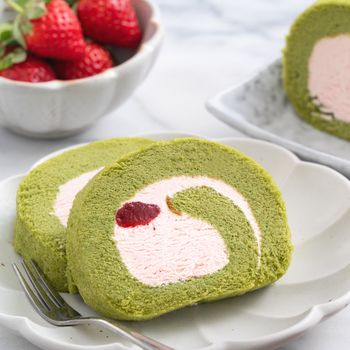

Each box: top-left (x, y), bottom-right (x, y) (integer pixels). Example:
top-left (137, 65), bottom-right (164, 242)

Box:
top-left (0, 0), bottom-right (163, 89)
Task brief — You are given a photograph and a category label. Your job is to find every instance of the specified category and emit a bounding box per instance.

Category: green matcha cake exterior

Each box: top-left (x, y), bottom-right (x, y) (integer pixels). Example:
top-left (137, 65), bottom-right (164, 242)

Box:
top-left (67, 138), bottom-right (293, 320)
top-left (14, 138), bottom-right (154, 292)
top-left (283, 0), bottom-right (350, 140)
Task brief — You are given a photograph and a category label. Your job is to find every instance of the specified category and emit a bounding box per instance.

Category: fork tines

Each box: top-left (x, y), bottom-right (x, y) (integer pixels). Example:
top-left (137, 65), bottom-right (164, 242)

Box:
top-left (13, 260), bottom-right (79, 321)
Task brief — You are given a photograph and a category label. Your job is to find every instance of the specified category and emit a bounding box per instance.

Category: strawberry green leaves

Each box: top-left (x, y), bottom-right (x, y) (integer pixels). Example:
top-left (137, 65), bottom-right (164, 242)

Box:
top-left (0, 22), bottom-right (27, 71)
top-left (0, 23), bottom-right (14, 45)
top-left (0, 23), bottom-right (13, 57)
top-left (5, 0), bottom-right (48, 18)
top-left (25, 1), bottom-right (46, 20)
top-left (13, 13), bottom-right (34, 48)
top-left (4, 0), bottom-right (50, 49)
top-left (0, 47), bottom-right (27, 71)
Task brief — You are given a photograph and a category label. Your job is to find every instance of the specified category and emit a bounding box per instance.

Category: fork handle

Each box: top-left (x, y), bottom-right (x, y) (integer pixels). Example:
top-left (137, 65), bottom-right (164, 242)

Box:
top-left (76, 317), bottom-right (175, 350)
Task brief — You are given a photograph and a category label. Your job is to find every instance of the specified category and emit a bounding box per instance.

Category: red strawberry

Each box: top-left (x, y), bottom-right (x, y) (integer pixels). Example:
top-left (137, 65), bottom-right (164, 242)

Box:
top-left (26, 0), bottom-right (85, 60)
top-left (54, 42), bottom-right (113, 80)
top-left (116, 202), bottom-right (161, 228)
top-left (77, 0), bottom-right (142, 49)
top-left (0, 55), bottom-right (56, 82)
top-left (9, 0), bottom-right (86, 61)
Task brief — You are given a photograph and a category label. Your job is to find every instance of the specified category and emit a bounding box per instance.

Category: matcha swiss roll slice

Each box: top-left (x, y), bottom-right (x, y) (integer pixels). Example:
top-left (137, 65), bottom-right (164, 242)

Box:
top-left (284, 0), bottom-right (350, 140)
top-left (67, 138), bottom-right (293, 320)
top-left (14, 138), bottom-right (154, 292)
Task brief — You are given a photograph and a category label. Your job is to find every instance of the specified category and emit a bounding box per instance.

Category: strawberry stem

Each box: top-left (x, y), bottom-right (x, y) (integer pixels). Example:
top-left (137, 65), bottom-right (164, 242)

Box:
top-left (0, 48), bottom-right (27, 71)
top-left (4, 0), bottom-right (24, 14)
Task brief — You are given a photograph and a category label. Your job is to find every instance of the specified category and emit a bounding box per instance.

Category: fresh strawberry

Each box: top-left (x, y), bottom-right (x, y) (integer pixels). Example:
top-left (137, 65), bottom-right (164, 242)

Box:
top-left (6, 0), bottom-right (86, 61)
top-left (0, 55), bottom-right (56, 82)
top-left (77, 0), bottom-right (142, 49)
top-left (54, 42), bottom-right (113, 80)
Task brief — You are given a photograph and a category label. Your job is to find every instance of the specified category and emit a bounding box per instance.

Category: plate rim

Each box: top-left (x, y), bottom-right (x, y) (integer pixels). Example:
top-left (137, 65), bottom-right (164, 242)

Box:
top-left (1, 133), bottom-right (350, 350)
top-left (206, 58), bottom-right (350, 178)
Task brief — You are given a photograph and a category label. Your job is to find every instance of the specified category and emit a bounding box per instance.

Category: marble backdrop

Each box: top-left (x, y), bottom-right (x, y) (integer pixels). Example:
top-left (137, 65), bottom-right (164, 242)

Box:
top-left (0, 0), bottom-right (315, 180)
top-left (2, 1), bottom-right (350, 350)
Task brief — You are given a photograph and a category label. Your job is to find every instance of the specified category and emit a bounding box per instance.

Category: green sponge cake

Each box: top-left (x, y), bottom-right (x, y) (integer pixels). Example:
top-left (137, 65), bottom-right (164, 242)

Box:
top-left (67, 138), bottom-right (292, 320)
top-left (284, 0), bottom-right (350, 140)
top-left (14, 138), bottom-right (154, 292)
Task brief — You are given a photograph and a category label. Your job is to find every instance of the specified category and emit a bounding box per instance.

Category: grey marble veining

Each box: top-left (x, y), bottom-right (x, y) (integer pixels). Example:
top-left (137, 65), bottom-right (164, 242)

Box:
top-left (1, 1), bottom-right (350, 350)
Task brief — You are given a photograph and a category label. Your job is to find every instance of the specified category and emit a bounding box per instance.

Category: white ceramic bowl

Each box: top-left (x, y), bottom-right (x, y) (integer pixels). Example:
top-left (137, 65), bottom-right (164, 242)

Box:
top-left (0, 0), bottom-right (163, 139)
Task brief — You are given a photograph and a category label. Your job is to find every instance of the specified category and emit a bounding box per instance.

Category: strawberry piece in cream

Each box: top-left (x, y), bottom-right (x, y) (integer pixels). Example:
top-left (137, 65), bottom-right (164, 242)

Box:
top-left (116, 202), bottom-right (161, 228)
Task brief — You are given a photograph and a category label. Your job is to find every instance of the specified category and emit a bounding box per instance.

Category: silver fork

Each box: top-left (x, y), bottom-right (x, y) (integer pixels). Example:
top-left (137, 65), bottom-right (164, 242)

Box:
top-left (13, 260), bottom-right (174, 350)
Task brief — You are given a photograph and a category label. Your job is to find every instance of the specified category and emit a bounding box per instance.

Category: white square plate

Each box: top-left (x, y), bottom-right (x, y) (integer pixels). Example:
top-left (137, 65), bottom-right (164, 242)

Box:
top-left (207, 59), bottom-right (350, 178)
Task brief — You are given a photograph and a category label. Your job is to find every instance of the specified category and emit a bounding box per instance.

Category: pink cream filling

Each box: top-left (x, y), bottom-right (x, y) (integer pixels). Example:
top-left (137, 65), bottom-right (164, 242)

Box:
top-left (309, 35), bottom-right (350, 122)
top-left (53, 168), bottom-right (103, 227)
top-left (114, 176), bottom-right (262, 286)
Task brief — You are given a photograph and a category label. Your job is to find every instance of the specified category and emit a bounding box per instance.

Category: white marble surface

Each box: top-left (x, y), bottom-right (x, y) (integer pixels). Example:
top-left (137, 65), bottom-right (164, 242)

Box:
top-left (1, 0), bottom-right (350, 349)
